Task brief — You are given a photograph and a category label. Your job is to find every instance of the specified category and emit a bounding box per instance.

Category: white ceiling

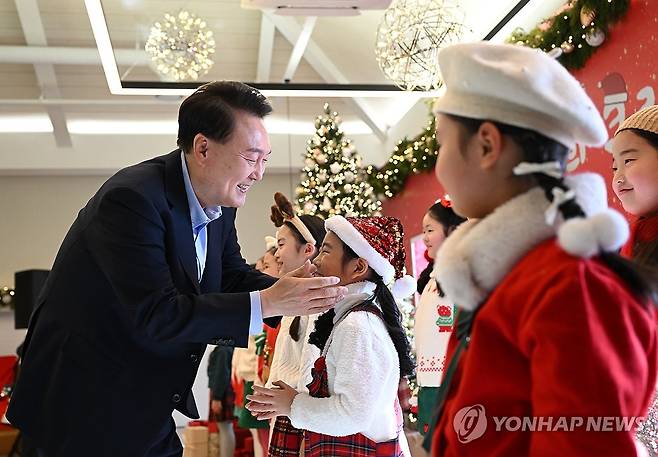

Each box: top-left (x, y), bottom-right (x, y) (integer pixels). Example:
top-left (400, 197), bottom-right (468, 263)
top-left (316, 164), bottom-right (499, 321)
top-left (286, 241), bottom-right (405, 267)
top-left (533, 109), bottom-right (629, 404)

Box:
top-left (0, 0), bottom-right (566, 174)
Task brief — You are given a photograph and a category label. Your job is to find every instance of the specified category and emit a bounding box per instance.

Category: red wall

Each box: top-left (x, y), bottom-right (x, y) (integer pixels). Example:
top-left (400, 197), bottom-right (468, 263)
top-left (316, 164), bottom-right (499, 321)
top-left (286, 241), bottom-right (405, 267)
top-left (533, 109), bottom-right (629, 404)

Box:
top-left (381, 170), bottom-right (444, 240)
top-left (381, 170), bottom-right (445, 273)
top-left (382, 0), bottom-right (658, 273)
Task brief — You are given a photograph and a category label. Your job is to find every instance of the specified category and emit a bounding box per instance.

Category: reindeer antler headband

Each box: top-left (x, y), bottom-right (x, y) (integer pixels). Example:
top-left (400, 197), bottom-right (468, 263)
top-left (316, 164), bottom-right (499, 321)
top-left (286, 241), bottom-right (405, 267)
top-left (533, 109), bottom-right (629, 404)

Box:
top-left (270, 192), bottom-right (316, 245)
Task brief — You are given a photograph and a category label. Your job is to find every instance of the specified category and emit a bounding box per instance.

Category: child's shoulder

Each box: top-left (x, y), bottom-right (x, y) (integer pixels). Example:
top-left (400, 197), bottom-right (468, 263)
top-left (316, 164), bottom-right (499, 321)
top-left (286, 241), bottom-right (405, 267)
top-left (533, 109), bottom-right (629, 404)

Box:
top-left (503, 239), bottom-right (656, 348)
top-left (335, 305), bottom-right (389, 336)
top-left (517, 238), bottom-right (616, 278)
top-left (340, 304), bottom-right (384, 323)
top-left (507, 238), bottom-right (643, 306)
top-left (330, 307), bottom-right (396, 358)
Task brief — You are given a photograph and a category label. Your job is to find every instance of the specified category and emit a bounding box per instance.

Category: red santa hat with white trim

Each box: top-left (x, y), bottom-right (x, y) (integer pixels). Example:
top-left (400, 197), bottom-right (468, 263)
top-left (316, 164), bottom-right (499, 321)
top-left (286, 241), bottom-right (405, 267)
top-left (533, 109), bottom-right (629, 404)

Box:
top-left (325, 215), bottom-right (416, 299)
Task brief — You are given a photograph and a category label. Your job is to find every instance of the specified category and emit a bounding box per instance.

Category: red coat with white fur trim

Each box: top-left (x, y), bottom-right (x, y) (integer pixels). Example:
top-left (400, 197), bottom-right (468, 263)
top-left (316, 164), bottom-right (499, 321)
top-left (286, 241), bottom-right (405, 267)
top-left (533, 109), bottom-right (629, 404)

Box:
top-left (432, 238), bottom-right (657, 457)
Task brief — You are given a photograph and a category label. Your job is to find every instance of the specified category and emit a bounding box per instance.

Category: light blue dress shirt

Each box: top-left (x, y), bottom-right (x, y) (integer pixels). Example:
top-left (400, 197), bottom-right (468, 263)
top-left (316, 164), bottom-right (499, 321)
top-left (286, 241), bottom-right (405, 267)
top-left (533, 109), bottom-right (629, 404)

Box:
top-left (180, 152), bottom-right (263, 335)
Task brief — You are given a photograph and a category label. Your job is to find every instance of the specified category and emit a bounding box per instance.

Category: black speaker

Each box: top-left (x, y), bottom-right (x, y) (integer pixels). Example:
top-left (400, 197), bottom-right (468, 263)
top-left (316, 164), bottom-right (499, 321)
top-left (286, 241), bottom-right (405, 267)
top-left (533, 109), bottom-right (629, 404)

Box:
top-left (14, 269), bottom-right (49, 330)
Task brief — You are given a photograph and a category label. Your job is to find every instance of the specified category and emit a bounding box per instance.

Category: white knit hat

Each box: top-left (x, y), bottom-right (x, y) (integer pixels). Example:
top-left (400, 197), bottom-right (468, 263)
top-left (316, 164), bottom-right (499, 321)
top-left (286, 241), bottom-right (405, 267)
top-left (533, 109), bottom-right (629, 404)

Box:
top-left (616, 105), bottom-right (658, 137)
top-left (432, 42), bottom-right (608, 149)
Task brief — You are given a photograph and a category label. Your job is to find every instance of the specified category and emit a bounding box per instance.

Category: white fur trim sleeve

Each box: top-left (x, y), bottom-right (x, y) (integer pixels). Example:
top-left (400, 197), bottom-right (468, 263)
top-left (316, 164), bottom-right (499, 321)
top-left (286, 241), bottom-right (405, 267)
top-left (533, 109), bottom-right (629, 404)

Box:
top-left (289, 312), bottom-right (400, 439)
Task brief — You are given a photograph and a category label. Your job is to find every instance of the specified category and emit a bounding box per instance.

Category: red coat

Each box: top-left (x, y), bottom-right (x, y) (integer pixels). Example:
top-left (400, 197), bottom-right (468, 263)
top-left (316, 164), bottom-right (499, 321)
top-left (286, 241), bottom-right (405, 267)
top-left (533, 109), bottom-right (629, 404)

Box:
top-left (432, 238), bottom-right (657, 456)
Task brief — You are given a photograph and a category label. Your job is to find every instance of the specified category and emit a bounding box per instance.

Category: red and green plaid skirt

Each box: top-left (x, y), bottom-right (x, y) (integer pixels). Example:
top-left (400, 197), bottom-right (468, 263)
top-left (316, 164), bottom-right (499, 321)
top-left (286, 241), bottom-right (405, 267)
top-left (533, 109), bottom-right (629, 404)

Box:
top-left (268, 415), bottom-right (304, 456)
top-left (304, 430), bottom-right (402, 457)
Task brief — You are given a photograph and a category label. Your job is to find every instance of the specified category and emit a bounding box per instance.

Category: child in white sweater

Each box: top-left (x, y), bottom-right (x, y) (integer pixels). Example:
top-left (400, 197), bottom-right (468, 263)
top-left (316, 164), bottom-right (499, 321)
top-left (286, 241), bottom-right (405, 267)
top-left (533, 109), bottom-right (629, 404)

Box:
top-left (248, 215), bottom-right (416, 457)
top-left (266, 193), bottom-right (326, 455)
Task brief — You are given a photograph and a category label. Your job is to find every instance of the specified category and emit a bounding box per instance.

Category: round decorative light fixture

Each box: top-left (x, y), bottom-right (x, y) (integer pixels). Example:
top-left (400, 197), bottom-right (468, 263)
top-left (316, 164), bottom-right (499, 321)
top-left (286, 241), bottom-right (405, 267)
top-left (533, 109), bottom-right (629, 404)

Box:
top-left (145, 10), bottom-right (215, 81)
top-left (375, 0), bottom-right (467, 91)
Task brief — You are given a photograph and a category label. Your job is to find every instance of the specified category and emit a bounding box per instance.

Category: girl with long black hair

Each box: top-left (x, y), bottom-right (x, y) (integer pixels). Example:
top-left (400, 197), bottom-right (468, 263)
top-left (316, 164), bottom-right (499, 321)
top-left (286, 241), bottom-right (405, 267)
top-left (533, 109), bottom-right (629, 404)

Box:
top-left (247, 215), bottom-right (416, 457)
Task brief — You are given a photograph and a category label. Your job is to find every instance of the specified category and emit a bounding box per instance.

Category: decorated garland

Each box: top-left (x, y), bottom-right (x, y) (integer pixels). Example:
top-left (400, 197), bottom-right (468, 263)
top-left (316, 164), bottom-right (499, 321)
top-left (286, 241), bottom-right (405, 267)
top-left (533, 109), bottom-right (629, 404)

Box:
top-left (366, 0), bottom-right (631, 199)
top-left (508, 0), bottom-right (630, 69)
top-left (366, 113), bottom-right (438, 198)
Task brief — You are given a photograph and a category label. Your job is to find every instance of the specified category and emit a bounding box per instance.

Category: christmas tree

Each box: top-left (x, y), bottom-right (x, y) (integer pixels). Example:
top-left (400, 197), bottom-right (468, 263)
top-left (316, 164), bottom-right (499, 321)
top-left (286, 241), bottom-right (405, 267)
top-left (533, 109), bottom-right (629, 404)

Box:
top-left (296, 104), bottom-right (381, 219)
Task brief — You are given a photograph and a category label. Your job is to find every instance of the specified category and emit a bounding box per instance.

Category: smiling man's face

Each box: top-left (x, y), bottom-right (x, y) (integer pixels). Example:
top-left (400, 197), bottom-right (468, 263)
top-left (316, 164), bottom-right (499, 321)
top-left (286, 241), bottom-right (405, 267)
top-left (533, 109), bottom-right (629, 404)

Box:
top-left (191, 109), bottom-right (272, 208)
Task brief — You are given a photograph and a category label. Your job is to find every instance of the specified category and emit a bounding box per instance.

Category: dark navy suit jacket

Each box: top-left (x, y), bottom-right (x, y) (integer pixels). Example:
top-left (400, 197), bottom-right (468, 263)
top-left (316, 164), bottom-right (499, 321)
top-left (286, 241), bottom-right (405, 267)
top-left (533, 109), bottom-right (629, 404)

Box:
top-left (7, 150), bottom-right (277, 456)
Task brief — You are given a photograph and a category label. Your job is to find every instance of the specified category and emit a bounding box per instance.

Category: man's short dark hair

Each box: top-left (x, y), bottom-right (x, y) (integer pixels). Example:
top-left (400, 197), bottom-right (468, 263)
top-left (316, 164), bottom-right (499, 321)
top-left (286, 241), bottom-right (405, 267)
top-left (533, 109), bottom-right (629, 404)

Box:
top-left (177, 81), bottom-right (273, 153)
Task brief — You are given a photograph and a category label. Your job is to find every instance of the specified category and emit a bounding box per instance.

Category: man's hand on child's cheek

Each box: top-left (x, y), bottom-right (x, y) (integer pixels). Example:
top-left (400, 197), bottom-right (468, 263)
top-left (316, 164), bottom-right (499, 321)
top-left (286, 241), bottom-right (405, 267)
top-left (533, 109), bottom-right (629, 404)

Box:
top-left (246, 381), bottom-right (299, 419)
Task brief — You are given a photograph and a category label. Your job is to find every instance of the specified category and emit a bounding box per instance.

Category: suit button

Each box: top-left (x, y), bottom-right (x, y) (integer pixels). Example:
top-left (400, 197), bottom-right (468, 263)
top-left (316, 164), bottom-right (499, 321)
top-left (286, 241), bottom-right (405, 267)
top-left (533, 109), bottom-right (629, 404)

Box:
top-left (172, 393), bottom-right (181, 404)
top-left (190, 353), bottom-right (199, 363)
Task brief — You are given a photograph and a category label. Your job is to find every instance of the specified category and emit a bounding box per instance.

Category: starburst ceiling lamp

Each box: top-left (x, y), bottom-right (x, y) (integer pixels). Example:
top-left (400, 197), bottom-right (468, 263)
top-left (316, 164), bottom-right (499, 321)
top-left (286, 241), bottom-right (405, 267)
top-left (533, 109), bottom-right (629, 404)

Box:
top-left (145, 10), bottom-right (215, 81)
top-left (375, 0), bottom-right (467, 91)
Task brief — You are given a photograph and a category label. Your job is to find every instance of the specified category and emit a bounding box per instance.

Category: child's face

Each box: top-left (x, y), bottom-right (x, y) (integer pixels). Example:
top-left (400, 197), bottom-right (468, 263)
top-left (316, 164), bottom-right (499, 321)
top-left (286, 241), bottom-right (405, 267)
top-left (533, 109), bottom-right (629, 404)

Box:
top-left (422, 212), bottom-right (446, 259)
top-left (434, 114), bottom-right (489, 219)
top-left (313, 232), bottom-right (366, 286)
top-left (261, 251), bottom-right (279, 277)
top-left (435, 113), bottom-right (536, 219)
top-left (275, 225), bottom-right (314, 275)
top-left (612, 130), bottom-right (658, 217)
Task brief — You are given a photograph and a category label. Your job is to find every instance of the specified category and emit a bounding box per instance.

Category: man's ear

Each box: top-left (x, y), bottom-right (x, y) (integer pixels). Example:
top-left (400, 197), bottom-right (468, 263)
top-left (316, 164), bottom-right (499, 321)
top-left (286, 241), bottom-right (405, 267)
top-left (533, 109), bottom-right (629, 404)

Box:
top-left (476, 121), bottom-right (503, 170)
top-left (192, 134), bottom-right (209, 161)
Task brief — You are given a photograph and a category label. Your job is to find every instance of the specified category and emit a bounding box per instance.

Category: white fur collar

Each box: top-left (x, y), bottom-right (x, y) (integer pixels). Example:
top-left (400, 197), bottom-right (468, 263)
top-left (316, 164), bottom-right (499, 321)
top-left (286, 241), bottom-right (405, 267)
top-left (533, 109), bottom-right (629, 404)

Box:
top-left (333, 280), bottom-right (377, 324)
top-left (432, 173), bottom-right (628, 311)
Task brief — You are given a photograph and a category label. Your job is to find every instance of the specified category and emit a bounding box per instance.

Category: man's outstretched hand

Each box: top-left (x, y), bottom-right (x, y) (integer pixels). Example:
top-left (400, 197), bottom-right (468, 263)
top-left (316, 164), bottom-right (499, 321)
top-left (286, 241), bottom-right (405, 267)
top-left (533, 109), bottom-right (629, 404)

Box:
top-left (260, 261), bottom-right (347, 318)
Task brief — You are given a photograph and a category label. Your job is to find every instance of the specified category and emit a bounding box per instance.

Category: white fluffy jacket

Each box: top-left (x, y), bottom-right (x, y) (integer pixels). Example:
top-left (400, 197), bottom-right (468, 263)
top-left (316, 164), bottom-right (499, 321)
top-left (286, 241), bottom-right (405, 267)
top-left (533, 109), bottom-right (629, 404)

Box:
top-left (266, 314), bottom-right (319, 390)
top-left (289, 281), bottom-right (403, 443)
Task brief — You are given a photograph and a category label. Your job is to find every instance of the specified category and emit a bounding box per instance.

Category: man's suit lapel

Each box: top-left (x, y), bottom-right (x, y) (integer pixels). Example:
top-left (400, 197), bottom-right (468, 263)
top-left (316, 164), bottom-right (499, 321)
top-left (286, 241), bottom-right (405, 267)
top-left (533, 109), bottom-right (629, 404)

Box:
top-left (164, 150), bottom-right (200, 293)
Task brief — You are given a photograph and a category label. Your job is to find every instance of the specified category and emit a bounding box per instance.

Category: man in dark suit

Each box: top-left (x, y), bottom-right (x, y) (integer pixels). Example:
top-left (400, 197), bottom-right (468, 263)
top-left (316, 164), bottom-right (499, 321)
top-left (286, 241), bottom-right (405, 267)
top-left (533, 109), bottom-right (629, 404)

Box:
top-left (7, 81), bottom-right (346, 457)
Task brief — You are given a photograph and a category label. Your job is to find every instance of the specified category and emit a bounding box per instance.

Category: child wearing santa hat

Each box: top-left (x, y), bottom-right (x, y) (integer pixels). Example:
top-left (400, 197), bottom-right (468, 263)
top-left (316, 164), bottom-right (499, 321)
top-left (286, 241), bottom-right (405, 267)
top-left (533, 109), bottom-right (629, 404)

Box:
top-left (247, 215), bottom-right (415, 456)
top-left (425, 42), bottom-right (657, 456)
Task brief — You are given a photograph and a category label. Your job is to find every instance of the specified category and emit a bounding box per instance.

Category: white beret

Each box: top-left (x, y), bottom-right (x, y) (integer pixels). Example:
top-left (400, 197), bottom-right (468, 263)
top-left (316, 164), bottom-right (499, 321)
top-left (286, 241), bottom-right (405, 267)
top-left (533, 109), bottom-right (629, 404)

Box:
top-left (432, 42), bottom-right (608, 149)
